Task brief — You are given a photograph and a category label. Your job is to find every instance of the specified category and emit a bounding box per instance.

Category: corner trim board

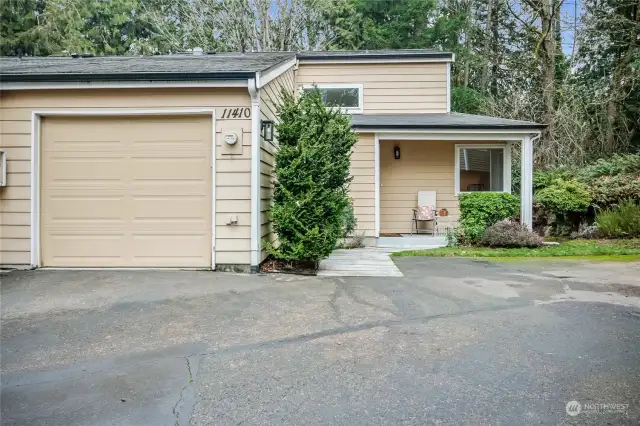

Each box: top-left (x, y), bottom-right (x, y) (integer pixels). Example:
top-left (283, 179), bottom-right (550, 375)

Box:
top-left (248, 78), bottom-right (261, 269)
top-left (446, 62), bottom-right (451, 113)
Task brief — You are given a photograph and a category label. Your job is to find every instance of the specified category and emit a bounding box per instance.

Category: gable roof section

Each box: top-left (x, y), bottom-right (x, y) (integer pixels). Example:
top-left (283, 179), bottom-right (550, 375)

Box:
top-left (0, 52), bottom-right (296, 82)
top-left (350, 113), bottom-right (545, 130)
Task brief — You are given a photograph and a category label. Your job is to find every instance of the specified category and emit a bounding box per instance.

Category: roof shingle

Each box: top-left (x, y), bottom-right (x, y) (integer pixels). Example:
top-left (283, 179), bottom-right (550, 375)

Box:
top-left (350, 113), bottom-right (545, 130)
top-left (0, 52), bottom-right (295, 81)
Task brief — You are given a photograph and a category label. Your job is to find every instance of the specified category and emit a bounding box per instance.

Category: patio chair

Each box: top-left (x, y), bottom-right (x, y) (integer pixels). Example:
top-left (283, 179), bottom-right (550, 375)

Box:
top-left (412, 191), bottom-right (438, 235)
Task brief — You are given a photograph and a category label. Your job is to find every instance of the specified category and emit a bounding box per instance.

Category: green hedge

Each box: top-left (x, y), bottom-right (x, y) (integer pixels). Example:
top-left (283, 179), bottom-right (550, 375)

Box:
top-left (457, 192), bottom-right (520, 244)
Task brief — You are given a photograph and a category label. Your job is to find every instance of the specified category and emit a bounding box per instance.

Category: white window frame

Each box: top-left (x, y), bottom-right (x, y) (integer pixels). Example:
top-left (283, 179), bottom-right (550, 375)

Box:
top-left (300, 83), bottom-right (364, 114)
top-left (454, 144), bottom-right (511, 195)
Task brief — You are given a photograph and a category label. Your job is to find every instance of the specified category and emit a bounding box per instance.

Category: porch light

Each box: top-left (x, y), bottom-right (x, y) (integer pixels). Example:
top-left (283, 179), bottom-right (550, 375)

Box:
top-left (394, 145), bottom-right (400, 160)
top-left (261, 120), bottom-right (274, 142)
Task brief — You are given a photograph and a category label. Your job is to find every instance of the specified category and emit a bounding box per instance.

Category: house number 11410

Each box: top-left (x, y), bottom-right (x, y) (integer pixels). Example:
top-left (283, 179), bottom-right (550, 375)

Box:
top-left (221, 108), bottom-right (251, 119)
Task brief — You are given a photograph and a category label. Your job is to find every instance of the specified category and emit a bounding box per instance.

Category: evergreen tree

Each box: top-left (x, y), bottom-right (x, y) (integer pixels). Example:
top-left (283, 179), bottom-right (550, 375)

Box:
top-left (267, 90), bottom-right (357, 263)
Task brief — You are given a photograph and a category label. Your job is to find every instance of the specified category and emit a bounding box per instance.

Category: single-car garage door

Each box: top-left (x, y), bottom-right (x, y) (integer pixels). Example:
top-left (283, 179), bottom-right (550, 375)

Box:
top-left (40, 115), bottom-right (212, 268)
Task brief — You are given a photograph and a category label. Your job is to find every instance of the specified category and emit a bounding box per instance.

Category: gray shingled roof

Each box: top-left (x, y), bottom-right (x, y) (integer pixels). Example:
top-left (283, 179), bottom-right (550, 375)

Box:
top-left (0, 49), bottom-right (455, 82)
top-left (0, 52), bottom-right (295, 82)
top-left (350, 113), bottom-right (544, 130)
top-left (297, 49), bottom-right (453, 61)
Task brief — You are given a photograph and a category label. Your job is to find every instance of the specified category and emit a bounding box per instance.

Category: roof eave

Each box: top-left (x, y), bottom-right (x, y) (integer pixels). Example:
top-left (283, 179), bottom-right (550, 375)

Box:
top-left (297, 52), bottom-right (454, 62)
top-left (351, 124), bottom-right (546, 131)
top-left (0, 71), bottom-right (256, 83)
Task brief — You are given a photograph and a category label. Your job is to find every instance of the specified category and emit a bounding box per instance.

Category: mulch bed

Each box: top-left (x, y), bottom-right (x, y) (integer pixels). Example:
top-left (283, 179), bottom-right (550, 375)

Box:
top-left (379, 233), bottom-right (403, 237)
top-left (260, 257), bottom-right (318, 275)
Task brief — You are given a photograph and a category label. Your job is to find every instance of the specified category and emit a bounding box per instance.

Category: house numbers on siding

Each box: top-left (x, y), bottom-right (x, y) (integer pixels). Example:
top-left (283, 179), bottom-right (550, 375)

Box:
top-left (220, 108), bottom-right (251, 119)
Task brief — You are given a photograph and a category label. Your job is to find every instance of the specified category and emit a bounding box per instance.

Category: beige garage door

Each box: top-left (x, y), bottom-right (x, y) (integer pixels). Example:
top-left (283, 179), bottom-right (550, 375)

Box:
top-left (41, 115), bottom-right (212, 267)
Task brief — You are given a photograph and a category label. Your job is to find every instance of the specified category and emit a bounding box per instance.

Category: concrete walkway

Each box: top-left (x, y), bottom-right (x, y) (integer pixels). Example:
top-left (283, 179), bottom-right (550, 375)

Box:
top-left (317, 248), bottom-right (404, 277)
top-left (318, 236), bottom-right (447, 277)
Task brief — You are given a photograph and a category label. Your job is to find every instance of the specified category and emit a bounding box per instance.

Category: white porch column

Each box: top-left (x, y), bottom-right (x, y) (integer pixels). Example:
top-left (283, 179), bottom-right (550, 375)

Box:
top-left (520, 135), bottom-right (533, 228)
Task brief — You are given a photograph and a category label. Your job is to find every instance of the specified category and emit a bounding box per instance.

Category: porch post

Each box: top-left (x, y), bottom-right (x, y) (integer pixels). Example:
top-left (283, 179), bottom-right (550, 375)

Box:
top-left (374, 134), bottom-right (380, 238)
top-left (520, 135), bottom-right (533, 228)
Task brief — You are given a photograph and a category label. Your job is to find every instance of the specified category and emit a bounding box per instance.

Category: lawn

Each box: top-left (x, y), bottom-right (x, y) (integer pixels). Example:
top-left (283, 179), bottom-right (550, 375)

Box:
top-left (391, 239), bottom-right (640, 261)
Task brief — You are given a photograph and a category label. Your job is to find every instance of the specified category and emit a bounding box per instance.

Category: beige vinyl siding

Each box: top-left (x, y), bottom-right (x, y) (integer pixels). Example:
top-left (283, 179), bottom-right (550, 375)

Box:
top-left (259, 66), bottom-right (295, 262)
top-left (0, 88), bottom-right (252, 267)
top-left (295, 63), bottom-right (448, 114)
top-left (349, 133), bottom-right (375, 241)
top-left (380, 140), bottom-right (505, 234)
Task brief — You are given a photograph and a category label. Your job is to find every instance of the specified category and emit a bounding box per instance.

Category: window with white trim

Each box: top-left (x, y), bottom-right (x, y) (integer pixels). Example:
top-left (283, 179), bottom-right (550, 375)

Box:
top-left (455, 145), bottom-right (508, 193)
top-left (301, 84), bottom-right (363, 114)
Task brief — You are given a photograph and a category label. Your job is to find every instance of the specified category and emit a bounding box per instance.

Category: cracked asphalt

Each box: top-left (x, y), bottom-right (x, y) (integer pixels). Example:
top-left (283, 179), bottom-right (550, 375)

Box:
top-left (1, 258), bottom-right (640, 425)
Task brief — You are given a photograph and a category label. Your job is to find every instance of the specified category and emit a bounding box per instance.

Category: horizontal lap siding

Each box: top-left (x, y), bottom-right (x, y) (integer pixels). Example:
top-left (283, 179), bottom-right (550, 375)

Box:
top-left (349, 134), bottom-right (375, 238)
top-left (259, 66), bottom-right (295, 262)
top-left (295, 63), bottom-right (448, 113)
top-left (380, 140), bottom-right (505, 234)
top-left (0, 88), bottom-right (252, 267)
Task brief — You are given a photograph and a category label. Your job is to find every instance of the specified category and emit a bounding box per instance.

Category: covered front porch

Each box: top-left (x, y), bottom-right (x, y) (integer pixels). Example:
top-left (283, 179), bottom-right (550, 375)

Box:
top-left (349, 113), bottom-right (544, 245)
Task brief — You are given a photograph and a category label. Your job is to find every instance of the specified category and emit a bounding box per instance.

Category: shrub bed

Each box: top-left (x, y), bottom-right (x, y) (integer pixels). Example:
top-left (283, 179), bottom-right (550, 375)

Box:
top-left (455, 192), bottom-right (520, 245)
top-left (531, 154), bottom-right (640, 236)
top-left (596, 199), bottom-right (640, 238)
top-left (480, 220), bottom-right (544, 248)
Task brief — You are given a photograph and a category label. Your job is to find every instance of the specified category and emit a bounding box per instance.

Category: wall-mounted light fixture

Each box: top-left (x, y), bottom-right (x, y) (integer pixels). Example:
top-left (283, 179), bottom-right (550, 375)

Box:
top-left (261, 120), bottom-right (274, 142)
top-left (394, 145), bottom-right (400, 160)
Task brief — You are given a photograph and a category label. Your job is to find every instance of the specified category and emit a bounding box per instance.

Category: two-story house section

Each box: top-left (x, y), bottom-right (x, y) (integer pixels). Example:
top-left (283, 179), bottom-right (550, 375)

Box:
top-left (0, 50), bottom-right (543, 272)
top-left (294, 50), bottom-right (543, 246)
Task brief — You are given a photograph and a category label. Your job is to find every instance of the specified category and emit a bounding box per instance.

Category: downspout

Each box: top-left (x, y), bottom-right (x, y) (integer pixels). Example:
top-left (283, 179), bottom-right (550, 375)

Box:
top-left (248, 77), bottom-right (261, 273)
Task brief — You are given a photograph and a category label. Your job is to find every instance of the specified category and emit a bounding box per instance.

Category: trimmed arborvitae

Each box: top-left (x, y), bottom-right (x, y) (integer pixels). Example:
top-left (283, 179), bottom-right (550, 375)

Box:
top-left (267, 89), bottom-right (357, 263)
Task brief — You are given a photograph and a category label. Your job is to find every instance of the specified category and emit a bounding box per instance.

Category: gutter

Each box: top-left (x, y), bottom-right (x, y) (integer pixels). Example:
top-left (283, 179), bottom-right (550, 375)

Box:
top-left (0, 72), bottom-right (255, 83)
top-left (296, 52), bottom-right (454, 61)
top-left (248, 77), bottom-right (261, 273)
top-left (351, 124), bottom-right (547, 131)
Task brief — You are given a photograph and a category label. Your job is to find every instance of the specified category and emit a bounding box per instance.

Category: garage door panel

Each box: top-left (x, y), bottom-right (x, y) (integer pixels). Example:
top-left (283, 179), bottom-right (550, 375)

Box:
top-left (44, 198), bottom-right (124, 221)
top-left (131, 197), bottom-right (208, 219)
top-left (132, 234), bottom-right (210, 261)
top-left (130, 184), bottom-right (208, 197)
top-left (41, 115), bottom-right (212, 268)
top-left (44, 141), bottom-right (125, 152)
top-left (131, 158), bottom-right (209, 180)
top-left (45, 234), bottom-right (126, 267)
top-left (44, 159), bottom-right (127, 184)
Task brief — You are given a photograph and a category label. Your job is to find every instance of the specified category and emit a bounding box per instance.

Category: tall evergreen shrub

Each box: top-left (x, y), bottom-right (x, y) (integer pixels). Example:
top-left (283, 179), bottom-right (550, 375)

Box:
top-left (267, 89), bottom-right (357, 262)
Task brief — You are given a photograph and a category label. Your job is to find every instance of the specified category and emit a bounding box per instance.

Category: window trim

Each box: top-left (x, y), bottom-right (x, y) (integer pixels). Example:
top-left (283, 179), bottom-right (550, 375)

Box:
top-left (300, 83), bottom-right (364, 114)
top-left (454, 144), bottom-right (511, 195)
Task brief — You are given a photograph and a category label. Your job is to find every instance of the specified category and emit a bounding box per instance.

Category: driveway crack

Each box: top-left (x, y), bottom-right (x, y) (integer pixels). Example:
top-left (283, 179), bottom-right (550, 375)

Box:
top-left (172, 354), bottom-right (200, 426)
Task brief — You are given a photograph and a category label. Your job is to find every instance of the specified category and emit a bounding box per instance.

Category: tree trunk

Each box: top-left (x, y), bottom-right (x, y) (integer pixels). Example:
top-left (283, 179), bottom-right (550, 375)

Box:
top-left (463, 0), bottom-right (473, 87)
top-left (540, 0), bottom-right (557, 147)
top-left (480, 0), bottom-right (495, 92)
top-left (604, 0), bottom-right (640, 152)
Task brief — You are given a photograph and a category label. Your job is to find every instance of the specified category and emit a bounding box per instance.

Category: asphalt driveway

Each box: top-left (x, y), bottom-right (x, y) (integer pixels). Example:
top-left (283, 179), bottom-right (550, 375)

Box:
top-left (1, 258), bottom-right (639, 425)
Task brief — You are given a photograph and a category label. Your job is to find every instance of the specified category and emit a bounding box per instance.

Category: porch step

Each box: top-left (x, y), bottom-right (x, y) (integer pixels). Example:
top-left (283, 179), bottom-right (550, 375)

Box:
top-left (317, 248), bottom-right (403, 277)
top-left (376, 235), bottom-right (447, 249)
